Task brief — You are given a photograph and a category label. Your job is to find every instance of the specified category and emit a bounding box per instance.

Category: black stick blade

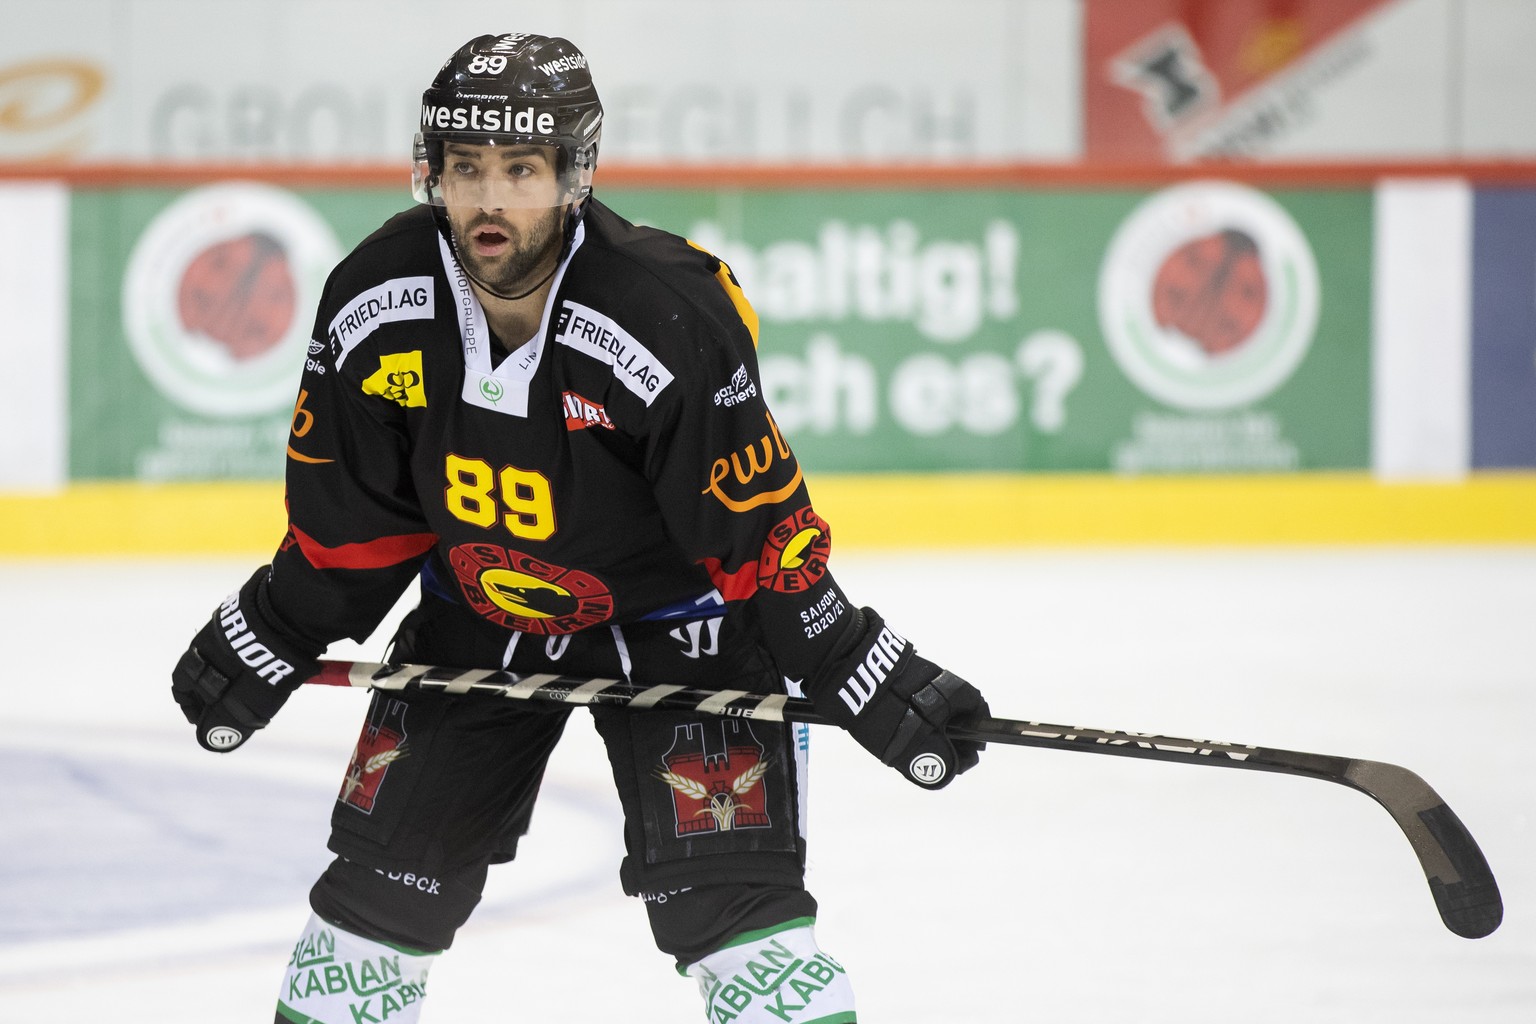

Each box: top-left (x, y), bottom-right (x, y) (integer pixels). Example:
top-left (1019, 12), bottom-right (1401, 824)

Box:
top-left (949, 718), bottom-right (1503, 939)
top-left (1272, 755), bottom-right (1502, 938)
top-left (1413, 800), bottom-right (1503, 938)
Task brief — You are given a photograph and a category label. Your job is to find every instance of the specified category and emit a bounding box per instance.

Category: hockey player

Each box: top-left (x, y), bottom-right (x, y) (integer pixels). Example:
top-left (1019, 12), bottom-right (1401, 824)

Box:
top-left (171, 32), bottom-right (987, 1024)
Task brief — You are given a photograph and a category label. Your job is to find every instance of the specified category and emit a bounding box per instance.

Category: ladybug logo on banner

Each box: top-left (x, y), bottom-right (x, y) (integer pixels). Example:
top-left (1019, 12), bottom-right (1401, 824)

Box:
top-left (1098, 180), bottom-right (1320, 411)
top-left (122, 182), bottom-right (341, 418)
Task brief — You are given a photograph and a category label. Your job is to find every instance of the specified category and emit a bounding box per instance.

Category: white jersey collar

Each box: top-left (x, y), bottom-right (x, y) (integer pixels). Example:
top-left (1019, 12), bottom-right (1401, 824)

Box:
top-left (438, 218), bottom-right (586, 417)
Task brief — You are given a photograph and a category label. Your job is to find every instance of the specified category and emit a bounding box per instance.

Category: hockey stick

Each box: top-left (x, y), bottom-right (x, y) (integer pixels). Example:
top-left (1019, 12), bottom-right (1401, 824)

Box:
top-left (310, 659), bottom-right (1503, 939)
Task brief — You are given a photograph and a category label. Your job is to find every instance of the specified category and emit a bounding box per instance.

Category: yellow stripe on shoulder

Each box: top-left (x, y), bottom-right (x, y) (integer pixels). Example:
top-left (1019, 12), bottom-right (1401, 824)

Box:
top-left (687, 240), bottom-right (760, 347)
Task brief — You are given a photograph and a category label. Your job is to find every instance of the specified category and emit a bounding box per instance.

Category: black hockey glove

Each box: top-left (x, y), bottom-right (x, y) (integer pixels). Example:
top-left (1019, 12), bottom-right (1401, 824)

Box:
top-left (171, 566), bottom-right (321, 753)
top-left (811, 607), bottom-right (988, 789)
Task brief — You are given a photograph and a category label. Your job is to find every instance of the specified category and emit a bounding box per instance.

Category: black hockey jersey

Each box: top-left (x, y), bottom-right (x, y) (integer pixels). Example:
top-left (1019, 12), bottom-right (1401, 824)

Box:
top-left (271, 198), bottom-right (852, 683)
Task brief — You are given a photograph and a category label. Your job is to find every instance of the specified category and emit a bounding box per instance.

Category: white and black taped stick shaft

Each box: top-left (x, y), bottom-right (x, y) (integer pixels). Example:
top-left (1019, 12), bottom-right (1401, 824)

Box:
top-left (312, 659), bottom-right (816, 722)
top-left (310, 659), bottom-right (1502, 939)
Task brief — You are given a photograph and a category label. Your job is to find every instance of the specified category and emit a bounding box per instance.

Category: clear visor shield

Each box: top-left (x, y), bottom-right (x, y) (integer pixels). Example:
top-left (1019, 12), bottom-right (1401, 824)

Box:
top-left (411, 133), bottom-right (592, 210)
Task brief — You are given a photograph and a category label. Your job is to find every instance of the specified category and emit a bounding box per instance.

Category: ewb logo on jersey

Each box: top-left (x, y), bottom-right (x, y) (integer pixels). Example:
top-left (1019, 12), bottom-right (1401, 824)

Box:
top-left (703, 411), bottom-right (803, 513)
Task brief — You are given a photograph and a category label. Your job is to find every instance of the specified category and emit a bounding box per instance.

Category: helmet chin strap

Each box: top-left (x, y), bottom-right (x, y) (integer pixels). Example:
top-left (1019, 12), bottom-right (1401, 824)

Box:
top-left (458, 252), bottom-right (559, 302)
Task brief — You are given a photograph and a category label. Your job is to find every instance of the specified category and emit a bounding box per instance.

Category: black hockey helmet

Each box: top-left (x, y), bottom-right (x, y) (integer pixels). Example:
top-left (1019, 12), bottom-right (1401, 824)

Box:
top-left (411, 33), bottom-right (603, 210)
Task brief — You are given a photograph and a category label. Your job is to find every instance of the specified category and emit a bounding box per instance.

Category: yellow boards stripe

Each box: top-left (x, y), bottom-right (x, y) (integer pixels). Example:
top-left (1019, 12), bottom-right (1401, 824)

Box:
top-left (4, 475), bottom-right (1536, 557)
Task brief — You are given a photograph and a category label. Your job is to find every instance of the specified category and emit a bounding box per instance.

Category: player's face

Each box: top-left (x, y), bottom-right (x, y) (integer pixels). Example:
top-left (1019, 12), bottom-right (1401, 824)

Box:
top-left (440, 142), bottom-right (568, 294)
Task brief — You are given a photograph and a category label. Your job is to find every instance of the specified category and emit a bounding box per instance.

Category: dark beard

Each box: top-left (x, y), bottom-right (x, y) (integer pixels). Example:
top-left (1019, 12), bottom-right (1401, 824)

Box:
top-left (455, 208), bottom-right (564, 296)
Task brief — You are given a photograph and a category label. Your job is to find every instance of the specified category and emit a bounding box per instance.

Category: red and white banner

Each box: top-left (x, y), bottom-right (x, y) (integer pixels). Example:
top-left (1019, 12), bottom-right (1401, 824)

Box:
top-left (1086, 0), bottom-right (1428, 162)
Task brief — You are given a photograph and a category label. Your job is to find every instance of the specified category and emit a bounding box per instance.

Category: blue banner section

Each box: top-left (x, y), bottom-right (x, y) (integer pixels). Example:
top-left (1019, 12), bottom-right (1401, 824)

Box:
top-left (1471, 189), bottom-right (1536, 468)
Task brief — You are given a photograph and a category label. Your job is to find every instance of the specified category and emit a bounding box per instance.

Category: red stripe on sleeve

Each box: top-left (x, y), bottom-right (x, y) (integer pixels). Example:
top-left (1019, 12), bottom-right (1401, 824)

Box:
top-left (288, 522), bottom-right (437, 571)
top-left (700, 556), bottom-right (759, 602)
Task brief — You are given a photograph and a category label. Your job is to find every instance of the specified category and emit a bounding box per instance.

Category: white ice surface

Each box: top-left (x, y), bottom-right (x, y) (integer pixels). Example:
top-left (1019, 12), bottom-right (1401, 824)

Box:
top-left (1, 548), bottom-right (1531, 1022)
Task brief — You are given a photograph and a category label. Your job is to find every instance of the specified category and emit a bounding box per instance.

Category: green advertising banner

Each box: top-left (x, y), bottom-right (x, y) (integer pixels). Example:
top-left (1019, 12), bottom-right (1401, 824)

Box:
top-left (69, 183), bottom-right (390, 481)
top-left (69, 179), bottom-right (1371, 481)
